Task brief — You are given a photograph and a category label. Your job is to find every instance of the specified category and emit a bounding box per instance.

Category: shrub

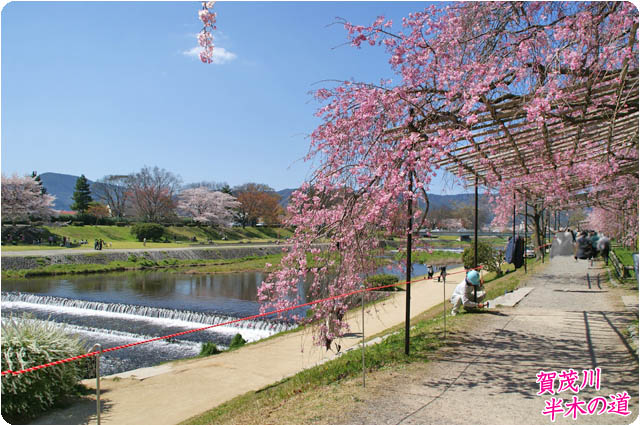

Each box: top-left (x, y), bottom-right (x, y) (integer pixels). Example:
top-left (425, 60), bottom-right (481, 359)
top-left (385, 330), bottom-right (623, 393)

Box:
top-left (72, 221), bottom-right (84, 226)
top-left (130, 223), bottom-right (165, 242)
top-left (200, 342), bottom-right (221, 356)
top-left (1, 315), bottom-right (88, 423)
top-left (462, 239), bottom-right (503, 277)
top-left (228, 333), bottom-right (247, 350)
top-left (138, 258), bottom-right (156, 268)
top-left (366, 274), bottom-right (399, 287)
top-left (116, 222), bottom-right (127, 227)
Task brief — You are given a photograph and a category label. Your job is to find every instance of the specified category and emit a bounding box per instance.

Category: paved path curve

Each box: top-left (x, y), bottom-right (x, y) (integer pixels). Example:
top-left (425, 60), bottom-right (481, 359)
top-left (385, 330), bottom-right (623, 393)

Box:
top-left (342, 257), bottom-right (639, 425)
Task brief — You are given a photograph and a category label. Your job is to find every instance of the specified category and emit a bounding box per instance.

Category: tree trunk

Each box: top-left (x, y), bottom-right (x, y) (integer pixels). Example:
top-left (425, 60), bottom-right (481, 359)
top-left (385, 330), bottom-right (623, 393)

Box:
top-left (530, 204), bottom-right (544, 259)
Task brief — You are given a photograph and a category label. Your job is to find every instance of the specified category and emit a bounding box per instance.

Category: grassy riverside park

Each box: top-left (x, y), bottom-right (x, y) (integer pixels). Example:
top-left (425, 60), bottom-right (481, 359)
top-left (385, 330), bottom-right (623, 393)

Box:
top-left (0, 225), bottom-right (294, 251)
top-left (1, 248), bottom-right (466, 279)
top-left (0, 254), bottom-right (287, 279)
top-left (182, 259), bottom-right (541, 425)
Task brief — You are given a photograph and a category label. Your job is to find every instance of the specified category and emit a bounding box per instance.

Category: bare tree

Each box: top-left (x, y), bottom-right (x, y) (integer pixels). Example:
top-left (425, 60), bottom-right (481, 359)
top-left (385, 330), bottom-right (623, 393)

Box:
top-left (233, 183), bottom-right (282, 227)
top-left (127, 166), bottom-right (181, 222)
top-left (94, 175), bottom-right (130, 219)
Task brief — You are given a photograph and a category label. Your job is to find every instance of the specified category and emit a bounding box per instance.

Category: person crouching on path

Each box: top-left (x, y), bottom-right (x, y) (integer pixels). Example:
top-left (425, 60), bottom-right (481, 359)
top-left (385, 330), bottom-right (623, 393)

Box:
top-left (450, 270), bottom-right (488, 315)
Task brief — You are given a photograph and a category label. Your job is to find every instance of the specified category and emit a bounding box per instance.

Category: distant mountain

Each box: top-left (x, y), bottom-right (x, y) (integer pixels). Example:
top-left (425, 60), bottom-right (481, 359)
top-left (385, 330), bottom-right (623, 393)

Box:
top-left (39, 172), bottom-right (102, 211)
top-left (276, 188), bottom-right (297, 207)
top-left (275, 187), bottom-right (490, 215)
top-left (423, 193), bottom-right (487, 210)
top-left (40, 173), bottom-right (490, 220)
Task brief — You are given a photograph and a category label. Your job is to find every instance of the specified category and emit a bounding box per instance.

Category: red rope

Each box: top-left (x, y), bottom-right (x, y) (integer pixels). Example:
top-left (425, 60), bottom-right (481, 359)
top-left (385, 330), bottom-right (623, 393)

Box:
top-left (1, 265), bottom-right (482, 377)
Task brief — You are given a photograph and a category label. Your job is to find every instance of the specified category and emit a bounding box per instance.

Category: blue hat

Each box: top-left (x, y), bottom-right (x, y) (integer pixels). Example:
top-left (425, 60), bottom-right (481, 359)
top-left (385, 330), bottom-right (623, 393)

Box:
top-left (466, 270), bottom-right (480, 286)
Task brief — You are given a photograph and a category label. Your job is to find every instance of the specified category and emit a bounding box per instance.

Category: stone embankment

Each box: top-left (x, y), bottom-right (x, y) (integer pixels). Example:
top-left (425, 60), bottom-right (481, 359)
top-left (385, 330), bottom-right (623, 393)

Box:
top-left (1, 246), bottom-right (286, 271)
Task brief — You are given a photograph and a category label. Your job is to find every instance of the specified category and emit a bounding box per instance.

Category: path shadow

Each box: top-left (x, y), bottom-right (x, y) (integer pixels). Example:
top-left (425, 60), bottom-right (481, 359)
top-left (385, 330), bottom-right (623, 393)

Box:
top-left (30, 397), bottom-right (113, 425)
top-left (464, 309), bottom-right (509, 316)
top-left (418, 310), bottom-right (639, 401)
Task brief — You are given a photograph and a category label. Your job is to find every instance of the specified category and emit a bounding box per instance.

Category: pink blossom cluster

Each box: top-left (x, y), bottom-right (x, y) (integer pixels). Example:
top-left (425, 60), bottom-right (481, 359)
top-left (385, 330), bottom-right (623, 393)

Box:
top-left (197, 2), bottom-right (216, 63)
top-left (177, 186), bottom-right (240, 227)
top-left (1, 174), bottom-right (56, 221)
top-left (258, 2), bottom-right (638, 347)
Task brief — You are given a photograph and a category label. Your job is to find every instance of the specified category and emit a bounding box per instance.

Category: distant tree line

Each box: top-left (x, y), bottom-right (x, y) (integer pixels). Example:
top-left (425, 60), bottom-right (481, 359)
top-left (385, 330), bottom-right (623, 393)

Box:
top-left (88, 167), bottom-right (284, 227)
top-left (1, 167), bottom-right (285, 228)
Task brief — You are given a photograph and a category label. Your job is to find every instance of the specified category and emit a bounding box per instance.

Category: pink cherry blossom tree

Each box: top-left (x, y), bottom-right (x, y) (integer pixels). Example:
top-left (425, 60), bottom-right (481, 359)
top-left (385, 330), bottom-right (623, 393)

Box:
top-left (177, 186), bottom-right (240, 227)
top-left (1, 174), bottom-right (56, 222)
top-left (201, 2), bottom-right (637, 347)
top-left (197, 1), bottom-right (217, 64)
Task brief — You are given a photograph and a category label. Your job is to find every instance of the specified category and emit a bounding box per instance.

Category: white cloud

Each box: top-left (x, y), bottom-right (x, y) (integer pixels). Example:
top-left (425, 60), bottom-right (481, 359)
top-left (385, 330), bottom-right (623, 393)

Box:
top-left (182, 45), bottom-right (237, 64)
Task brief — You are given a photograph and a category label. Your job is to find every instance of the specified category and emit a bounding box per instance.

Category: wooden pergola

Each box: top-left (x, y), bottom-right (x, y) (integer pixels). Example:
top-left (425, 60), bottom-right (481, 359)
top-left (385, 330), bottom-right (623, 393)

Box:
top-left (400, 21), bottom-right (639, 354)
top-left (437, 69), bottom-right (639, 205)
top-left (430, 65), bottom-right (638, 272)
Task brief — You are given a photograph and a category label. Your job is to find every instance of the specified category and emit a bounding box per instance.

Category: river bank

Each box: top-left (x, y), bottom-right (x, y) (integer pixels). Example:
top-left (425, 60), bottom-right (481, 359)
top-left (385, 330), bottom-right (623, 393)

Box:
top-left (0, 245), bottom-right (287, 273)
top-left (1, 242), bottom-right (465, 278)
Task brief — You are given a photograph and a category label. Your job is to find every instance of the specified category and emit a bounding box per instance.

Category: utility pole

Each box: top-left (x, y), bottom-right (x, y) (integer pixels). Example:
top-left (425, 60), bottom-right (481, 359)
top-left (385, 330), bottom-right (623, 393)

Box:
top-left (474, 175), bottom-right (479, 302)
top-left (404, 173), bottom-right (413, 355)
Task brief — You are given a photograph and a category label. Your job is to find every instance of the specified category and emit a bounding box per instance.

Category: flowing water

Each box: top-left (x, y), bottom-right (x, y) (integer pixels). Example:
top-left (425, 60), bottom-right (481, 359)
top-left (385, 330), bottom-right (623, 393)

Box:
top-left (1, 270), bottom-right (296, 375)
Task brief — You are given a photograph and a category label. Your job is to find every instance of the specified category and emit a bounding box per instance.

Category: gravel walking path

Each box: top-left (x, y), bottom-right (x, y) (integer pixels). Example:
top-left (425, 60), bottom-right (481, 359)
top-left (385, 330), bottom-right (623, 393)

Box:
top-left (342, 257), bottom-right (638, 425)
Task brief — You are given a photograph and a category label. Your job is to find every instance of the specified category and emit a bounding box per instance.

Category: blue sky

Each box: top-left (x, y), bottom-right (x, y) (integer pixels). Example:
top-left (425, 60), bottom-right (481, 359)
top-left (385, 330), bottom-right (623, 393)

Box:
top-left (2, 1), bottom-right (466, 194)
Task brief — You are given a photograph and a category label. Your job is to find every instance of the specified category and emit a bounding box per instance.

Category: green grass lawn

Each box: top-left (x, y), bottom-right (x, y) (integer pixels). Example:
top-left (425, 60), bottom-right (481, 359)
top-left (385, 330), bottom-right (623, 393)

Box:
top-left (0, 225), bottom-right (294, 252)
top-left (1, 245), bottom-right (71, 252)
top-left (394, 250), bottom-right (462, 265)
top-left (612, 246), bottom-right (636, 267)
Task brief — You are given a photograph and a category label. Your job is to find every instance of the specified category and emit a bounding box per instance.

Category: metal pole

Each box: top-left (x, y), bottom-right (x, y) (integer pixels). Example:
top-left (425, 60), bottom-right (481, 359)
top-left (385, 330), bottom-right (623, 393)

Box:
top-left (538, 206), bottom-right (547, 263)
top-left (524, 201), bottom-right (528, 274)
top-left (91, 344), bottom-right (102, 425)
top-left (548, 209), bottom-right (551, 255)
top-left (405, 173), bottom-right (413, 356)
top-left (361, 284), bottom-right (365, 387)
top-left (474, 175), bottom-right (478, 302)
top-left (443, 273), bottom-right (447, 339)
top-left (512, 192), bottom-right (516, 241)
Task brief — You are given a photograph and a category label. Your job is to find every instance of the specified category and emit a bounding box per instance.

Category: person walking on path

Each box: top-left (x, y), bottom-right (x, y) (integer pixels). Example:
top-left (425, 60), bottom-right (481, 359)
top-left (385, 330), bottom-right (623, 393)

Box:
top-left (589, 231), bottom-right (600, 266)
top-left (597, 235), bottom-right (611, 265)
top-left (574, 231), bottom-right (593, 262)
top-left (437, 265), bottom-right (447, 282)
top-left (427, 265), bottom-right (434, 279)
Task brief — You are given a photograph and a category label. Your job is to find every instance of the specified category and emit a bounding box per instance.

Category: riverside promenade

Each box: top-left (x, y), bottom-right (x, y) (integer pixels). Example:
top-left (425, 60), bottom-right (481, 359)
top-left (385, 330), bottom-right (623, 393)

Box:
top-left (32, 266), bottom-right (467, 425)
top-left (31, 257), bottom-right (639, 425)
top-left (340, 256), bottom-right (639, 425)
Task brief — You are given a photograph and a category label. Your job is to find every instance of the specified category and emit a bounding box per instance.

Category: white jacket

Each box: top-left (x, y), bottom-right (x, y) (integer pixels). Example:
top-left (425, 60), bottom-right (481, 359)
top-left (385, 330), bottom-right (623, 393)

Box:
top-left (451, 279), bottom-right (484, 307)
